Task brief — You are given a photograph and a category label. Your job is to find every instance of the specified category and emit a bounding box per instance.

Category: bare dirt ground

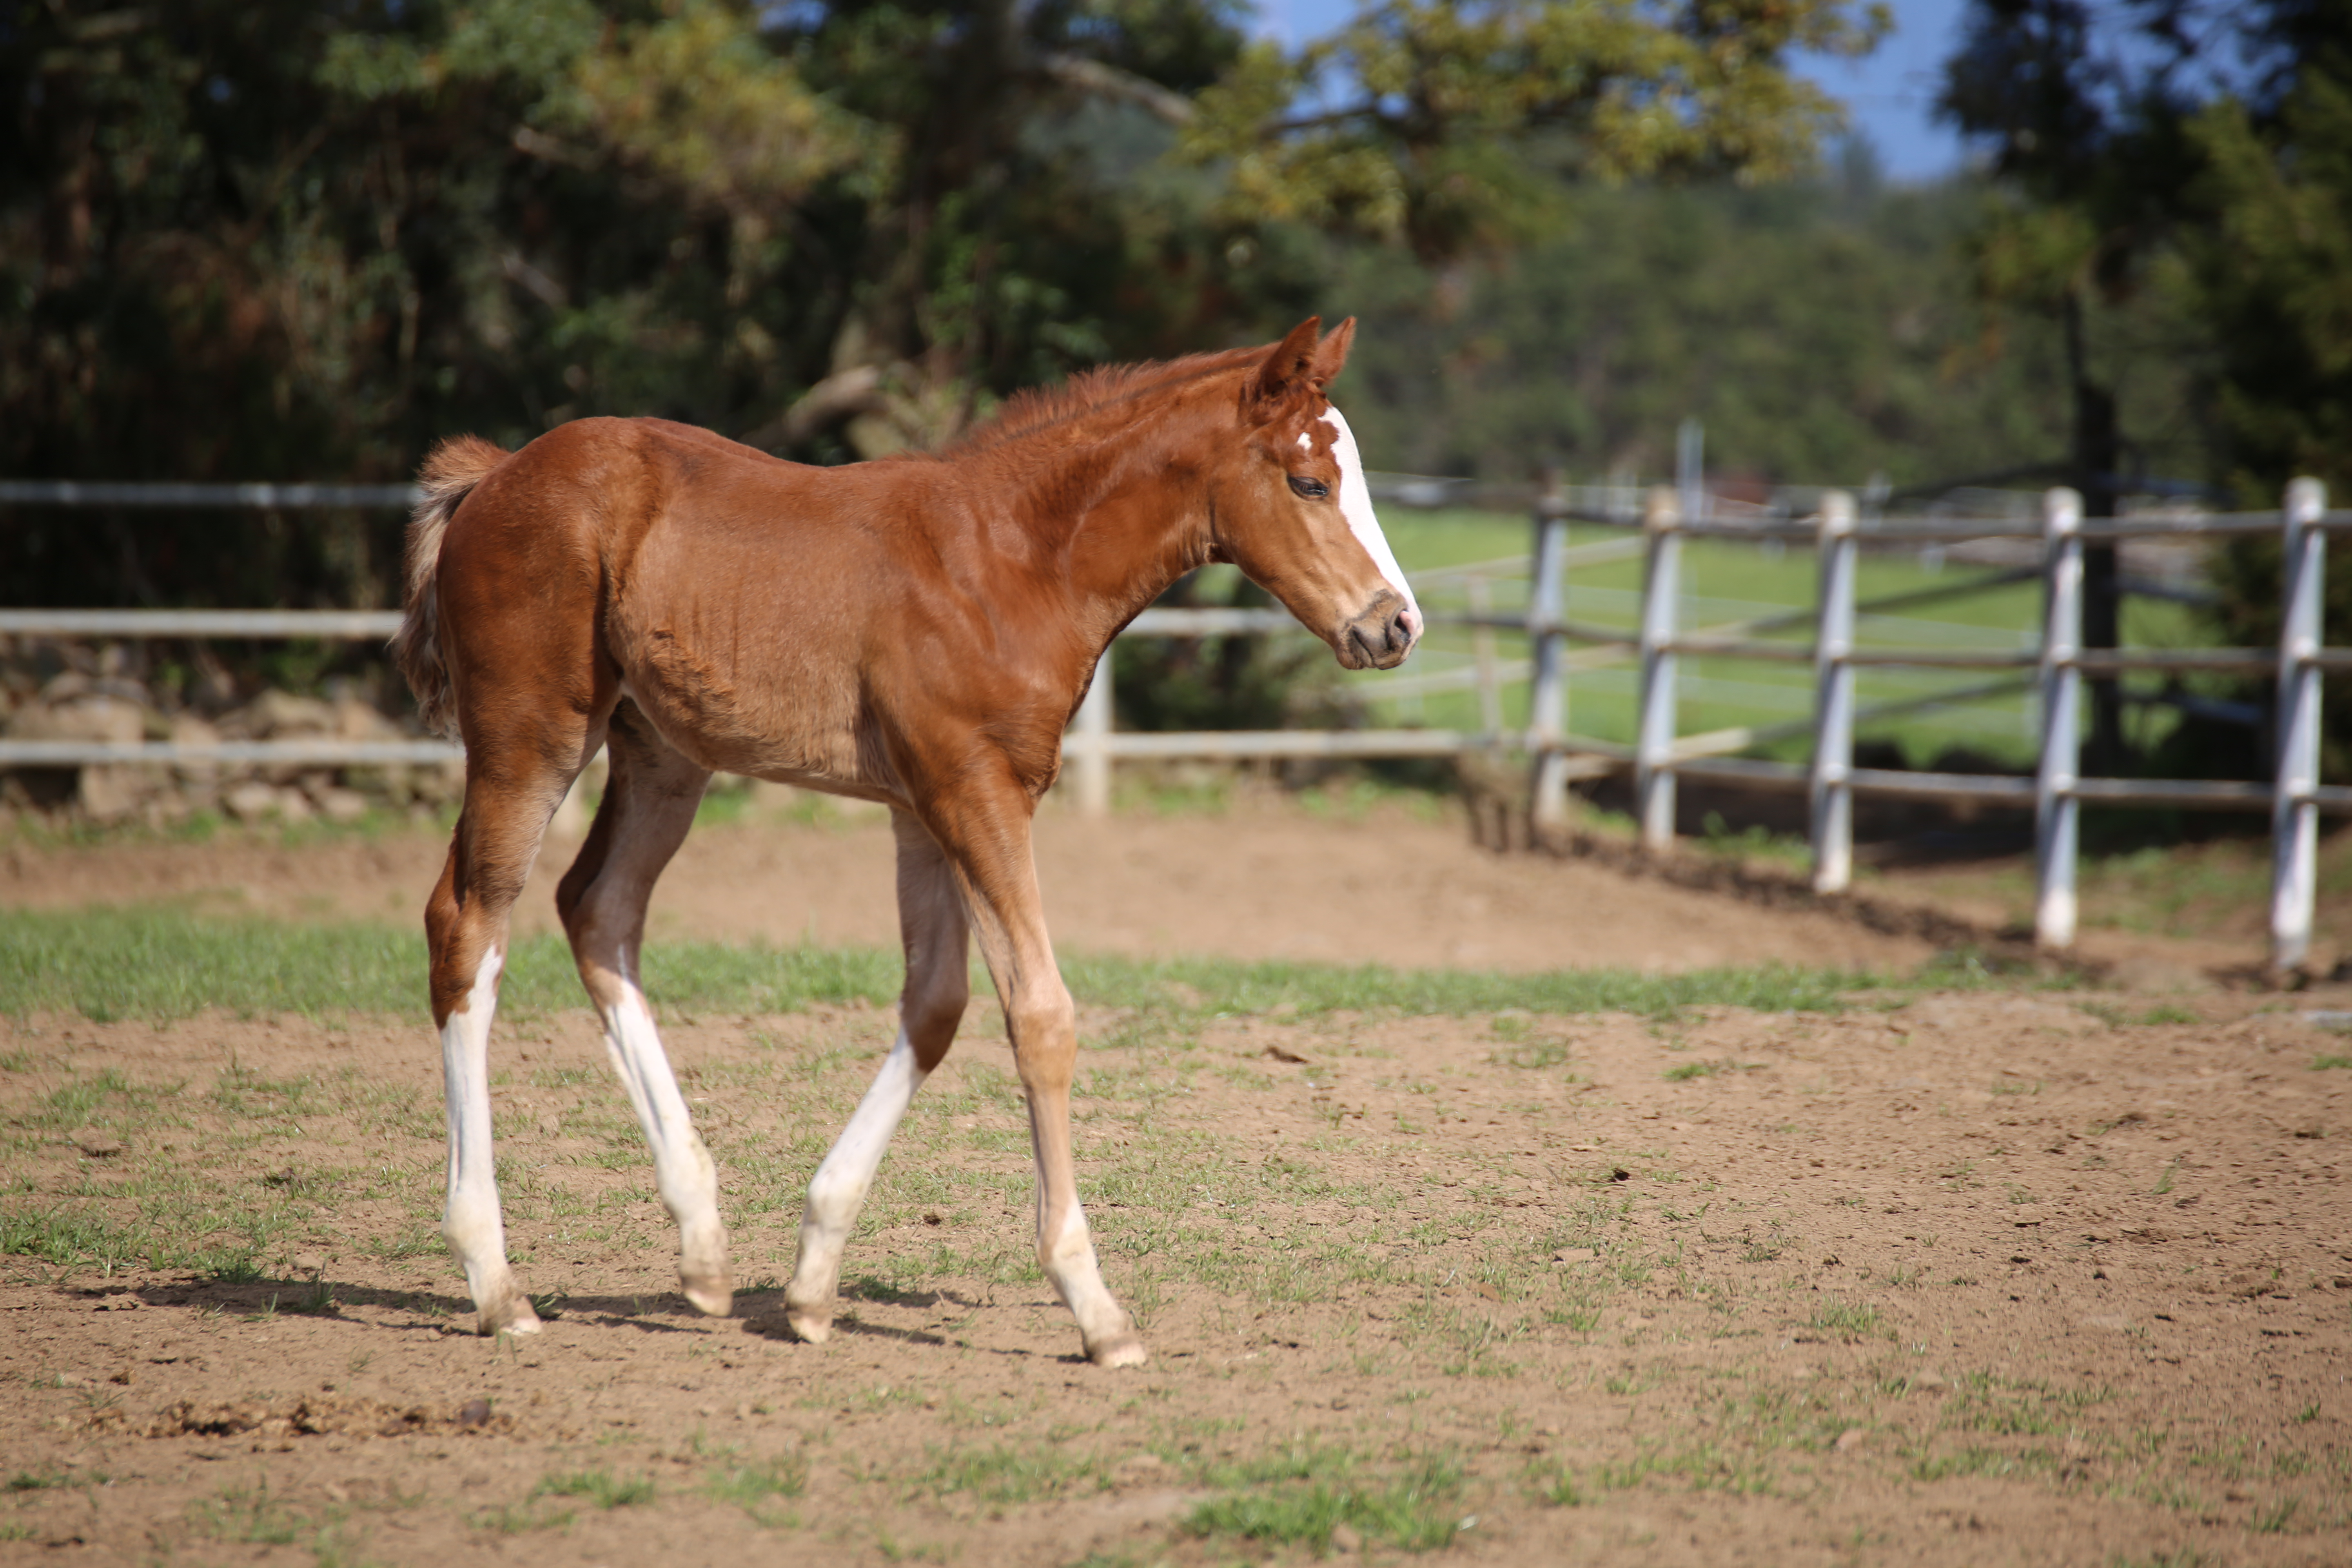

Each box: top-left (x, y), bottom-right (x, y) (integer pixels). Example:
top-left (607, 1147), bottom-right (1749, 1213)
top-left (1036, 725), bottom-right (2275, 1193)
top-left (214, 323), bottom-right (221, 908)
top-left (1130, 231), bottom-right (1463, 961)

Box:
top-left (0, 795), bottom-right (1935, 975)
top-left (3, 802), bottom-right (2350, 1566)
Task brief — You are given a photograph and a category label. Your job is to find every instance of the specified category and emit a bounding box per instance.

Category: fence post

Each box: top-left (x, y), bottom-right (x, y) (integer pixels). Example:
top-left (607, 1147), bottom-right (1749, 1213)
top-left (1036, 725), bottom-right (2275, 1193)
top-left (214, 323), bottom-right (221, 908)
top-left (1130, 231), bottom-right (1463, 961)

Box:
top-left (1809, 491), bottom-right (1859, 893)
top-left (2272, 477), bottom-right (2328, 974)
top-left (1636, 485), bottom-right (1682, 850)
top-left (1528, 486), bottom-right (1570, 830)
top-left (1073, 654), bottom-right (1113, 818)
top-left (2035, 487), bottom-right (2084, 950)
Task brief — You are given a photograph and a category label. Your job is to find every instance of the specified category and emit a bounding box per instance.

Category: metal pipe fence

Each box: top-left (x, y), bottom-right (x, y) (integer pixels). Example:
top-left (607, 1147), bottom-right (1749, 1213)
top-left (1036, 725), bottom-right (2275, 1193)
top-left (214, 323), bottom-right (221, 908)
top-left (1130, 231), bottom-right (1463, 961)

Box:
top-left (6, 473), bottom-right (2344, 971)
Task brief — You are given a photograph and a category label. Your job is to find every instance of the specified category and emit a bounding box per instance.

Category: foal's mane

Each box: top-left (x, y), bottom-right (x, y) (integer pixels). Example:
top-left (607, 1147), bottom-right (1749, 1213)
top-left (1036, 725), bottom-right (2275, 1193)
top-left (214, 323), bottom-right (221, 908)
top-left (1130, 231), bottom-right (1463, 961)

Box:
top-left (947, 345), bottom-right (1266, 455)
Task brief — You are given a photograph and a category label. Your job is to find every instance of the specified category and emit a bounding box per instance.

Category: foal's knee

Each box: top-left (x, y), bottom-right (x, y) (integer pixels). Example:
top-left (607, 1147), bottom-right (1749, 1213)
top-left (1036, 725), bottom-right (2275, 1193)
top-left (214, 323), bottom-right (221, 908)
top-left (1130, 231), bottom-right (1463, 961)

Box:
top-left (1006, 992), bottom-right (1078, 1080)
top-left (903, 983), bottom-right (969, 1068)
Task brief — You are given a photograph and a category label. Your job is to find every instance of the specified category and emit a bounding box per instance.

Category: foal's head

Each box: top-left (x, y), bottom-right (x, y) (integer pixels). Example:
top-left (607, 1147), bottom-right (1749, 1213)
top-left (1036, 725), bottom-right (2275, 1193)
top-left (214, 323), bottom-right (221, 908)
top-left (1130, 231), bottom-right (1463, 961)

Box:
top-left (1210, 318), bottom-right (1423, 671)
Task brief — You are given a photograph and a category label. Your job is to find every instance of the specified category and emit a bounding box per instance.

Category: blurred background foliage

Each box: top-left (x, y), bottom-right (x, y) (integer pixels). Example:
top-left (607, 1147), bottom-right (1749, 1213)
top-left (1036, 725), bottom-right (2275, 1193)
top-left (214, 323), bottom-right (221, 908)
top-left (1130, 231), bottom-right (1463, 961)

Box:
top-left (2, 0), bottom-right (1870, 616)
top-left (2, 0), bottom-right (2350, 755)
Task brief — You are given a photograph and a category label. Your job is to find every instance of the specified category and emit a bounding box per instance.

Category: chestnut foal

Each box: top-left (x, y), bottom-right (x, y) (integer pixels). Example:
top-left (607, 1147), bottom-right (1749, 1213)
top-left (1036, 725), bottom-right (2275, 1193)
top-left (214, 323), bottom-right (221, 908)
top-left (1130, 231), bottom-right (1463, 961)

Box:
top-left (392, 317), bottom-right (1419, 1366)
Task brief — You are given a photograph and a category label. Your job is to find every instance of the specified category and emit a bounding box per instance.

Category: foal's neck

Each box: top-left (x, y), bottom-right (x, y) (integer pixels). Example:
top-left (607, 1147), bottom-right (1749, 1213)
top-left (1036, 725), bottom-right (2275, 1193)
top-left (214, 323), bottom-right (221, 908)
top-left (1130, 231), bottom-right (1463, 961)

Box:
top-left (988, 390), bottom-right (1230, 659)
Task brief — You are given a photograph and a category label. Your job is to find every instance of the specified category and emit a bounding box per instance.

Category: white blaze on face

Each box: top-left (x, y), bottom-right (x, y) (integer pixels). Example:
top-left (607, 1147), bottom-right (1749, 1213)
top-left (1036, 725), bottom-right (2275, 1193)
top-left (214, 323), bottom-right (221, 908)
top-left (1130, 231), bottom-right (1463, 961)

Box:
top-left (1318, 408), bottom-right (1421, 648)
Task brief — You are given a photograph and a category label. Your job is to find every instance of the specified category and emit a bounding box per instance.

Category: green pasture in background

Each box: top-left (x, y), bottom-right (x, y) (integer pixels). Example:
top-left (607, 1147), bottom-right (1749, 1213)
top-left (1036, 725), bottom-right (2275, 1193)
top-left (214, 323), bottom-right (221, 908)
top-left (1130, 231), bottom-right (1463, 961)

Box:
top-left (0, 907), bottom-right (1889, 1025)
top-left (1339, 507), bottom-right (2217, 772)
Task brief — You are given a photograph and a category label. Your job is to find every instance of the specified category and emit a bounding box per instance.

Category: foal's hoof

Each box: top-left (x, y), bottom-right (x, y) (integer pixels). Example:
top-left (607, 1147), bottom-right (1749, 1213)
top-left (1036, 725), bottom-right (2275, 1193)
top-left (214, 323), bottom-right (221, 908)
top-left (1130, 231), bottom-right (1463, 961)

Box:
top-left (782, 1309), bottom-right (833, 1345)
top-left (681, 1267), bottom-right (734, 1319)
top-left (1085, 1331), bottom-right (1148, 1369)
top-left (477, 1293), bottom-right (543, 1338)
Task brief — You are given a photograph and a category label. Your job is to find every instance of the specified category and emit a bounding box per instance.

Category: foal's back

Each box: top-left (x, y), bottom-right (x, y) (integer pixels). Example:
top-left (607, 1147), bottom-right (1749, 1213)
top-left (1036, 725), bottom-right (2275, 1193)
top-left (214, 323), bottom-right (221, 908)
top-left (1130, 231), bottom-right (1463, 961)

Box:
top-left (441, 416), bottom-right (1016, 795)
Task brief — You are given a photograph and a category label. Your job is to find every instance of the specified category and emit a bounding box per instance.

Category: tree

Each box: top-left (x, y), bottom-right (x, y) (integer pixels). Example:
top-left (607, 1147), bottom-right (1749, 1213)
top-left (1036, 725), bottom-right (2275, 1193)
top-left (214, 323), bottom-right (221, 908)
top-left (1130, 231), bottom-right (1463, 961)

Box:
top-left (1182, 0), bottom-right (1886, 260)
top-left (1939, 0), bottom-right (2352, 778)
top-left (2, 0), bottom-right (1889, 623)
top-left (1938, 0), bottom-right (2219, 767)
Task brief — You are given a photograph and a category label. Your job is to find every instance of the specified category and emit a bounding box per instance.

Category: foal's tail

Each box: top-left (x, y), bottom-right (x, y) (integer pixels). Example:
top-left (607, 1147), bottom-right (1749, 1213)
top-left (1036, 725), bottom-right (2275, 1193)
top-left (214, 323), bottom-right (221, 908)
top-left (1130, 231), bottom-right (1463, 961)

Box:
top-left (392, 435), bottom-right (510, 738)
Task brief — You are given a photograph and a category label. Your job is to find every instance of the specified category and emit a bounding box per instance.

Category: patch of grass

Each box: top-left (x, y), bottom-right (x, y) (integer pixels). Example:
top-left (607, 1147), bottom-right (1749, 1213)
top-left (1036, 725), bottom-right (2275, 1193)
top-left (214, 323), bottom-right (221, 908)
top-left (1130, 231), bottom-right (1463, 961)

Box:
top-left (1069, 956), bottom-right (1875, 1020)
top-left (1909, 1446), bottom-right (2055, 1482)
top-left (0, 1204), bottom-right (262, 1276)
top-left (1806, 1301), bottom-right (1884, 1341)
top-left (2250, 1496), bottom-right (2302, 1534)
top-left (472, 1501), bottom-right (576, 1534)
top-left (917, 1443), bottom-right (1100, 1505)
top-left (187, 1479), bottom-right (356, 1557)
top-left (0, 907), bottom-right (904, 1020)
top-left (2314, 1054), bottom-right (2352, 1071)
top-left (534, 1470), bottom-right (655, 1509)
top-left (1564, 1437), bottom-right (1780, 1499)
top-left (1662, 1059), bottom-right (1747, 1082)
top-left (704, 1454), bottom-right (808, 1524)
top-left (0, 906), bottom-right (1893, 1022)
top-left (1186, 1448), bottom-right (1465, 1553)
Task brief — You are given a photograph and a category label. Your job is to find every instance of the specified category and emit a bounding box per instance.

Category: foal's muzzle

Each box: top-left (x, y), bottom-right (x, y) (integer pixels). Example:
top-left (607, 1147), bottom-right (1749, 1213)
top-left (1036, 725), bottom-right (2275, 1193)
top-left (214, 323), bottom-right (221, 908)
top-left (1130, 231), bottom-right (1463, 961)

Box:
top-left (1341, 592), bottom-right (1422, 670)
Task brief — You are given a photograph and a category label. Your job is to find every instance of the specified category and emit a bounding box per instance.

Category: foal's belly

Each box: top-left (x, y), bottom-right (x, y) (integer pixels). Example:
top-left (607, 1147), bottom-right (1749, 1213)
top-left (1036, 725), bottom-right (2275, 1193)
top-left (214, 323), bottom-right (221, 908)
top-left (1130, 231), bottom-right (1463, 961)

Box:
top-left (615, 621), bottom-right (876, 797)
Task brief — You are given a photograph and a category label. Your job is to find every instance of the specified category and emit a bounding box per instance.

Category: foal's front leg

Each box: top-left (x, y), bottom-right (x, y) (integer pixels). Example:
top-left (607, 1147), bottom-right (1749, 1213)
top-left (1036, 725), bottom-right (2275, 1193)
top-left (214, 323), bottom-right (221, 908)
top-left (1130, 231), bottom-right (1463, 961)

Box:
top-left (785, 810), bottom-right (971, 1342)
top-left (928, 788), bottom-right (1145, 1368)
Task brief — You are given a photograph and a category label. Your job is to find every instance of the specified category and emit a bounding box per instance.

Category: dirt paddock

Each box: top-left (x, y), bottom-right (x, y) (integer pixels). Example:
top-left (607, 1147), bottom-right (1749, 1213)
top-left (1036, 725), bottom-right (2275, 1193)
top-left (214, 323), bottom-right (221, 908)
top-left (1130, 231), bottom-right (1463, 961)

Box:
top-left (2, 803), bottom-right (2348, 1566)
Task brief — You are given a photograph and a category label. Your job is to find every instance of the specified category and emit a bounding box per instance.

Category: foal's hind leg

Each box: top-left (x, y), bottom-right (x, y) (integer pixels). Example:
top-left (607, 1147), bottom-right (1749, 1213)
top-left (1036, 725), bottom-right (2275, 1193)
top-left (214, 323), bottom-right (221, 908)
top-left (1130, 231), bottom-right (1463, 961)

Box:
top-left (785, 808), bottom-right (971, 1343)
top-left (554, 706), bottom-right (731, 1316)
top-left (429, 747), bottom-right (583, 1336)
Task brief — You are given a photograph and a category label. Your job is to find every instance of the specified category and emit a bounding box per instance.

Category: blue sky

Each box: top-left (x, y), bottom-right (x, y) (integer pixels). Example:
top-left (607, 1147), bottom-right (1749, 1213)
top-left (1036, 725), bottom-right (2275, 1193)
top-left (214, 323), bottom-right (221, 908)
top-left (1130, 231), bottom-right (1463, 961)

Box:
top-left (1252, 0), bottom-right (1974, 183)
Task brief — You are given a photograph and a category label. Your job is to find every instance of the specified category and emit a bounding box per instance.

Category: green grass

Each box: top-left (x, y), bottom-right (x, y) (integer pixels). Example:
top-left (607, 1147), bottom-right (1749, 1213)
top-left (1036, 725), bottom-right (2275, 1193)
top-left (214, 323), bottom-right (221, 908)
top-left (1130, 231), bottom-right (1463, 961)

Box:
top-left (534, 1470), bottom-right (655, 1509)
top-left (0, 1205), bottom-right (274, 1276)
top-left (1185, 1448), bottom-right (1466, 1553)
top-left (0, 906), bottom-right (902, 1022)
top-left (0, 905), bottom-right (1887, 1023)
top-left (704, 1455), bottom-right (808, 1524)
top-left (1354, 510), bottom-right (2220, 771)
top-left (1805, 1301), bottom-right (1884, 1341)
top-left (187, 1478), bottom-right (367, 1563)
top-left (917, 1443), bottom-right (1102, 1505)
top-left (1662, 1059), bottom-right (1746, 1082)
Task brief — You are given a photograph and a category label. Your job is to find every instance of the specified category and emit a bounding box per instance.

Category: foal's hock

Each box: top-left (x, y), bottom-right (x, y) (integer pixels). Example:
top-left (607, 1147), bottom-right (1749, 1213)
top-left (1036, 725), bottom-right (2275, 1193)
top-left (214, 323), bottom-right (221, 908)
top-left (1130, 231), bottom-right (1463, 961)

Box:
top-left (394, 317), bottom-right (1421, 1366)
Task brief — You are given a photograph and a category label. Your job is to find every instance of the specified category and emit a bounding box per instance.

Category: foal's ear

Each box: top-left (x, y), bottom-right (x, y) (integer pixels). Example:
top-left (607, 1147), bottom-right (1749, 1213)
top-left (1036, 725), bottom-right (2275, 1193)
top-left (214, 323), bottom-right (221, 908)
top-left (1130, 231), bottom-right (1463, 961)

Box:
top-left (1247, 317), bottom-right (1324, 413)
top-left (1310, 317), bottom-right (1356, 386)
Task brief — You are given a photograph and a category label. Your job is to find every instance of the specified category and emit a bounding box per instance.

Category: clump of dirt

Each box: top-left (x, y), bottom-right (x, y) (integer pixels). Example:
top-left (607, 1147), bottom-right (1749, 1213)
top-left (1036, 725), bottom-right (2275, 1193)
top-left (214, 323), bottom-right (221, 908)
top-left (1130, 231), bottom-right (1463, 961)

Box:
top-left (141, 1394), bottom-right (515, 1444)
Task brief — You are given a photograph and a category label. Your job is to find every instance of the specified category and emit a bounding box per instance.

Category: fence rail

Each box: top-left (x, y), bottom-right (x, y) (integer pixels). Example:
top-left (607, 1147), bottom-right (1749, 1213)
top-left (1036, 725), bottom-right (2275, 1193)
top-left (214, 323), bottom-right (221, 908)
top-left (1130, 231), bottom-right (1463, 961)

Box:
top-left (6, 472), bottom-right (2344, 970)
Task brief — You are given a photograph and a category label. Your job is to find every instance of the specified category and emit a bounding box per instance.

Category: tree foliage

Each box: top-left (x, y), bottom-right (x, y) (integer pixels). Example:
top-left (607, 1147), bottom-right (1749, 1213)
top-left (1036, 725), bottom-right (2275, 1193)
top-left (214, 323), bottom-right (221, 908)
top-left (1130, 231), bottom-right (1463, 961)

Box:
top-left (2, 0), bottom-right (1882, 614)
top-left (1330, 159), bottom-right (2134, 486)
top-left (1181, 0), bottom-right (1886, 257)
top-left (1937, 0), bottom-right (2352, 501)
top-left (1940, 0), bottom-right (2352, 777)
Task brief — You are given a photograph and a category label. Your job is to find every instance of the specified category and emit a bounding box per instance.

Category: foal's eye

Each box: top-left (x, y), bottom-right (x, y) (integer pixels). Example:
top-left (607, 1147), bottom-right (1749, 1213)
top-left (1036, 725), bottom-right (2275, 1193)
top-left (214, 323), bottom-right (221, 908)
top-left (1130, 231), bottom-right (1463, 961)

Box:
top-left (1287, 476), bottom-right (1329, 500)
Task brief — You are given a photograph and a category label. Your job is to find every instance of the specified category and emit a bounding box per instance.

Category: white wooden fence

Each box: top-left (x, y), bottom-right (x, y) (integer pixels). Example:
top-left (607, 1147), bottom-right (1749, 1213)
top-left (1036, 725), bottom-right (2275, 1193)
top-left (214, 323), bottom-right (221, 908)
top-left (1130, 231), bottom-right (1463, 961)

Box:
top-left (4, 474), bottom-right (2345, 971)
